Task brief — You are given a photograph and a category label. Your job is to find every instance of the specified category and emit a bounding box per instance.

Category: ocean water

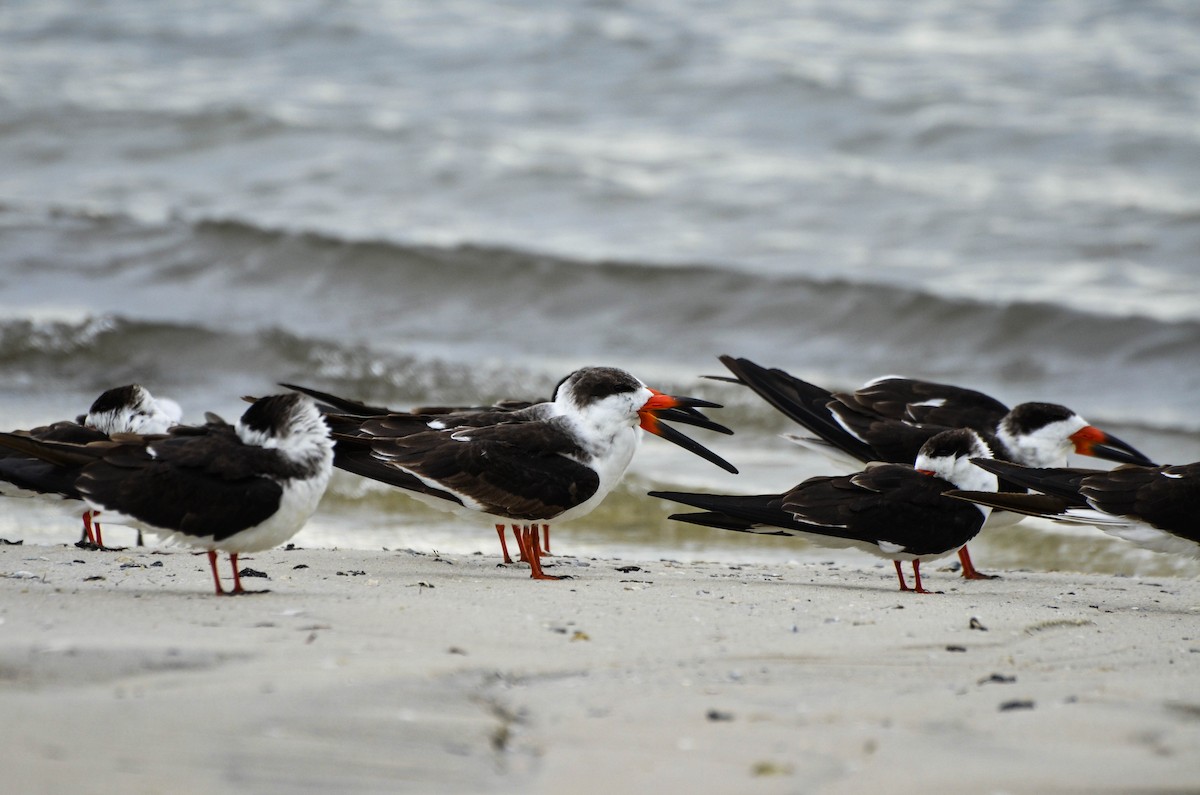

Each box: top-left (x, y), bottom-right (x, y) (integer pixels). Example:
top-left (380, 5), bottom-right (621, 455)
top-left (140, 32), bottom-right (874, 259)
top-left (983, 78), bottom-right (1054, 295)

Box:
top-left (1, 1), bottom-right (1198, 577)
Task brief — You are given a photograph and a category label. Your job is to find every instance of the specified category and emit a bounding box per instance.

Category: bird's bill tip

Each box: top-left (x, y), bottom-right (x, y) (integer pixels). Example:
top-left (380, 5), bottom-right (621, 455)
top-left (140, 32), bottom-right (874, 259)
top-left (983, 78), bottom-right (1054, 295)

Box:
top-left (639, 411), bottom-right (739, 474)
top-left (1071, 426), bottom-right (1155, 466)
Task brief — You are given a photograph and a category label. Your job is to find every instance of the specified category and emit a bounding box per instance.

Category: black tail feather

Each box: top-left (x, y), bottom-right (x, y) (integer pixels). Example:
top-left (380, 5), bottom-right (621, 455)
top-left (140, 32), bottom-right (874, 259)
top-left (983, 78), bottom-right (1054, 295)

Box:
top-left (649, 489), bottom-right (794, 530)
top-left (968, 459), bottom-right (1092, 504)
top-left (281, 383), bottom-right (393, 417)
top-left (717, 356), bottom-right (876, 463)
top-left (0, 433), bottom-right (103, 468)
top-left (946, 489), bottom-right (1074, 519)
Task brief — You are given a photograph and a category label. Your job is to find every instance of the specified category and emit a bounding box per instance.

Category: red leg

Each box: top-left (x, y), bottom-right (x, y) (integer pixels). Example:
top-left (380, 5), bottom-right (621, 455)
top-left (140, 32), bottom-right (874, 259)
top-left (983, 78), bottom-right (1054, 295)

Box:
top-left (958, 546), bottom-right (997, 580)
top-left (513, 525), bottom-right (532, 564)
top-left (495, 524), bottom-right (514, 564)
top-left (513, 525), bottom-right (531, 564)
top-left (229, 552), bottom-right (245, 594)
top-left (207, 550), bottom-right (227, 595)
top-left (522, 526), bottom-right (560, 580)
top-left (515, 526), bottom-right (536, 568)
top-left (911, 560), bottom-right (933, 594)
top-left (81, 511), bottom-right (98, 547)
top-left (80, 511), bottom-right (122, 551)
top-left (542, 524), bottom-right (551, 554)
top-left (893, 560), bottom-right (910, 591)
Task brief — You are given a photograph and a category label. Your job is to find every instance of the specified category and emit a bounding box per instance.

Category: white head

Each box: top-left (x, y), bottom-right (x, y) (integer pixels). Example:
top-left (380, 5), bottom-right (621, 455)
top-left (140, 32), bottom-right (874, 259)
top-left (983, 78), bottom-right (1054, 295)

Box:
top-left (85, 384), bottom-right (181, 435)
top-left (237, 394), bottom-right (334, 466)
top-left (553, 367), bottom-right (653, 428)
top-left (993, 403), bottom-right (1090, 467)
top-left (550, 367), bottom-right (736, 473)
top-left (914, 428), bottom-right (998, 494)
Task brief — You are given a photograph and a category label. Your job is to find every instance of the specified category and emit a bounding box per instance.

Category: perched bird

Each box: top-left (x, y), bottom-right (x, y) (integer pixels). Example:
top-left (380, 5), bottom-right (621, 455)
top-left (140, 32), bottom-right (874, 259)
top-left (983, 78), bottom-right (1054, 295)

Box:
top-left (714, 355), bottom-right (1154, 578)
top-left (651, 428), bottom-right (998, 593)
top-left (0, 384), bottom-right (182, 549)
top-left (947, 459), bottom-right (1200, 561)
top-left (0, 394), bottom-right (333, 595)
top-left (311, 366), bottom-right (737, 579)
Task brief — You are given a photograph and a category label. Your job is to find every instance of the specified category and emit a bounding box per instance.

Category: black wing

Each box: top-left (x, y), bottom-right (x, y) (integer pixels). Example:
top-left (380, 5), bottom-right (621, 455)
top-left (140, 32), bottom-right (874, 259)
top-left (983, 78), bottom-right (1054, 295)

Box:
top-left (284, 382), bottom-right (546, 424)
top-left (1081, 463), bottom-right (1200, 542)
top-left (779, 465), bottom-right (986, 556)
top-left (279, 383), bottom-right (394, 417)
top-left (838, 377), bottom-right (1010, 428)
top-left (944, 489), bottom-right (1077, 520)
top-left (75, 431), bottom-right (286, 542)
top-left (718, 355), bottom-right (878, 462)
top-left (968, 459), bottom-right (1093, 503)
top-left (347, 420), bottom-right (601, 521)
top-left (654, 464), bottom-right (984, 556)
top-left (820, 404), bottom-right (947, 464)
top-left (0, 422), bottom-right (110, 498)
top-left (648, 490), bottom-right (800, 534)
top-left (719, 356), bottom-right (1017, 470)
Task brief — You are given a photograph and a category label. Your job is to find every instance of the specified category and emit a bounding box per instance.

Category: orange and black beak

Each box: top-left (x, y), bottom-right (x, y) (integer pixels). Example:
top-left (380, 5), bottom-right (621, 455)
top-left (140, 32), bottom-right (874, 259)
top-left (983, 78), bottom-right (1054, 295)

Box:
top-left (1069, 426), bottom-right (1156, 467)
top-left (653, 400), bottom-right (734, 436)
top-left (639, 391), bottom-right (738, 474)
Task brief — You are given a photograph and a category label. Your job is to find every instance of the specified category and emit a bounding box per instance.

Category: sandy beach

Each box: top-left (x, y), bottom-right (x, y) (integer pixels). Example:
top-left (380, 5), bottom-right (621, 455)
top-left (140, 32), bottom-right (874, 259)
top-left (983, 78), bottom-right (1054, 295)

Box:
top-left (1, 540), bottom-right (1197, 794)
top-left (5, 4), bottom-right (1199, 794)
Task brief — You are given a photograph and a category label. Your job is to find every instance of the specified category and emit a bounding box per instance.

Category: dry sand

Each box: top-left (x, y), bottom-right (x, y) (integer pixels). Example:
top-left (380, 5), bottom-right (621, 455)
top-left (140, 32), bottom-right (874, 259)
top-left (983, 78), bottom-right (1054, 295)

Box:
top-left (1, 541), bottom-right (1198, 794)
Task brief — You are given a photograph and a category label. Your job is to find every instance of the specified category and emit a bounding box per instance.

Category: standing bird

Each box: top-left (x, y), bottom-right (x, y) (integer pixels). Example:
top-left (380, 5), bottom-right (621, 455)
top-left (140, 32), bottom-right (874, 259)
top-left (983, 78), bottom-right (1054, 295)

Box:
top-left (281, 378), bottom-right (732, 562)
top-left (0, 384), bottom-right (182, 549)
top-left (948, 459), bottom-right (1200, 561)
top-left (651, 429), bottom-right (998, 593)
top-left (318, 366), bottom-right (737, 579)
top-left (714, 356), bottom-right (1154, 578)
top-left (0, 394), bottom-right (333, 595)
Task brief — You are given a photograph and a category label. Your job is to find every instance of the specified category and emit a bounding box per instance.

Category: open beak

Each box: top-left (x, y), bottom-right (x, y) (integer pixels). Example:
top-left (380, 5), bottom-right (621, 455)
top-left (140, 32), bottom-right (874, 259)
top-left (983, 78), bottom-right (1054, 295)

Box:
top-left (655, 402), bottom-right (734, 436)
top-left (1070, 426), bottom-right (1156, 467)
top-left (639, 391), bottom-right (739, 474)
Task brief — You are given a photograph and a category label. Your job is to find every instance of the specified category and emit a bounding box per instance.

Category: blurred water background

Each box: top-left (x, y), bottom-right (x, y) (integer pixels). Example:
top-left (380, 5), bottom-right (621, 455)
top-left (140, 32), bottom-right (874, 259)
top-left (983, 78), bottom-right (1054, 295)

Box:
top-left (2, 1), bottom-right (1198, 576)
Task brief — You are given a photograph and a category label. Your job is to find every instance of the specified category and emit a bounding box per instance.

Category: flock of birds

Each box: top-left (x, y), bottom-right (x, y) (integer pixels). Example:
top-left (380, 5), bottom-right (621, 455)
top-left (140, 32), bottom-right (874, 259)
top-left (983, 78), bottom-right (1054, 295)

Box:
top-left (0, 357), bottom-right (1194, 596)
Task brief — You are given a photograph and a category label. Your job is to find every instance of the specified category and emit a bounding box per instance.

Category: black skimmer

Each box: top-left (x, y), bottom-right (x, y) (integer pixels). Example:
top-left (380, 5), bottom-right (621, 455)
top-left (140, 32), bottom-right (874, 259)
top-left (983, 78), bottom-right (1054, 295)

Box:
top-left (650, 428), bottom-right (998, 593)
top-left (948, 459), bottom-right (1200, 561)
top-left (307, 366), bottom-right (737, 579)
top-left (275, 383), bottom-right (563, 563)
top-left (281, 372), bottom-right (736, 570)
top-left (715, 355), bottom-right (1155, 579)
top-left (0, 394), bottom-right (334, 595)
top-left (0, 384), bottom-right (182, 549)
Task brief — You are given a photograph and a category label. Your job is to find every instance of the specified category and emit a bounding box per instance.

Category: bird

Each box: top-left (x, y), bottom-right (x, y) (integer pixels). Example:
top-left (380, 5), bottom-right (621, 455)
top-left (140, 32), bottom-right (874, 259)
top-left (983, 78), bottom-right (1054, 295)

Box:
top-left (280, 371), bottom-right (736, 567)
top-left (947, 459), bottom-right (1200, 561)
top-left (650, 428), bottom-right (998, 593)
top-left (0, 384), bottom-right (182, 549)
top-left (309, 366), bottom-right (737, 579)
top-left (0, 394), bottom-right (334, 595)
top-left (713, 355), bottom-right (1155, 579)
